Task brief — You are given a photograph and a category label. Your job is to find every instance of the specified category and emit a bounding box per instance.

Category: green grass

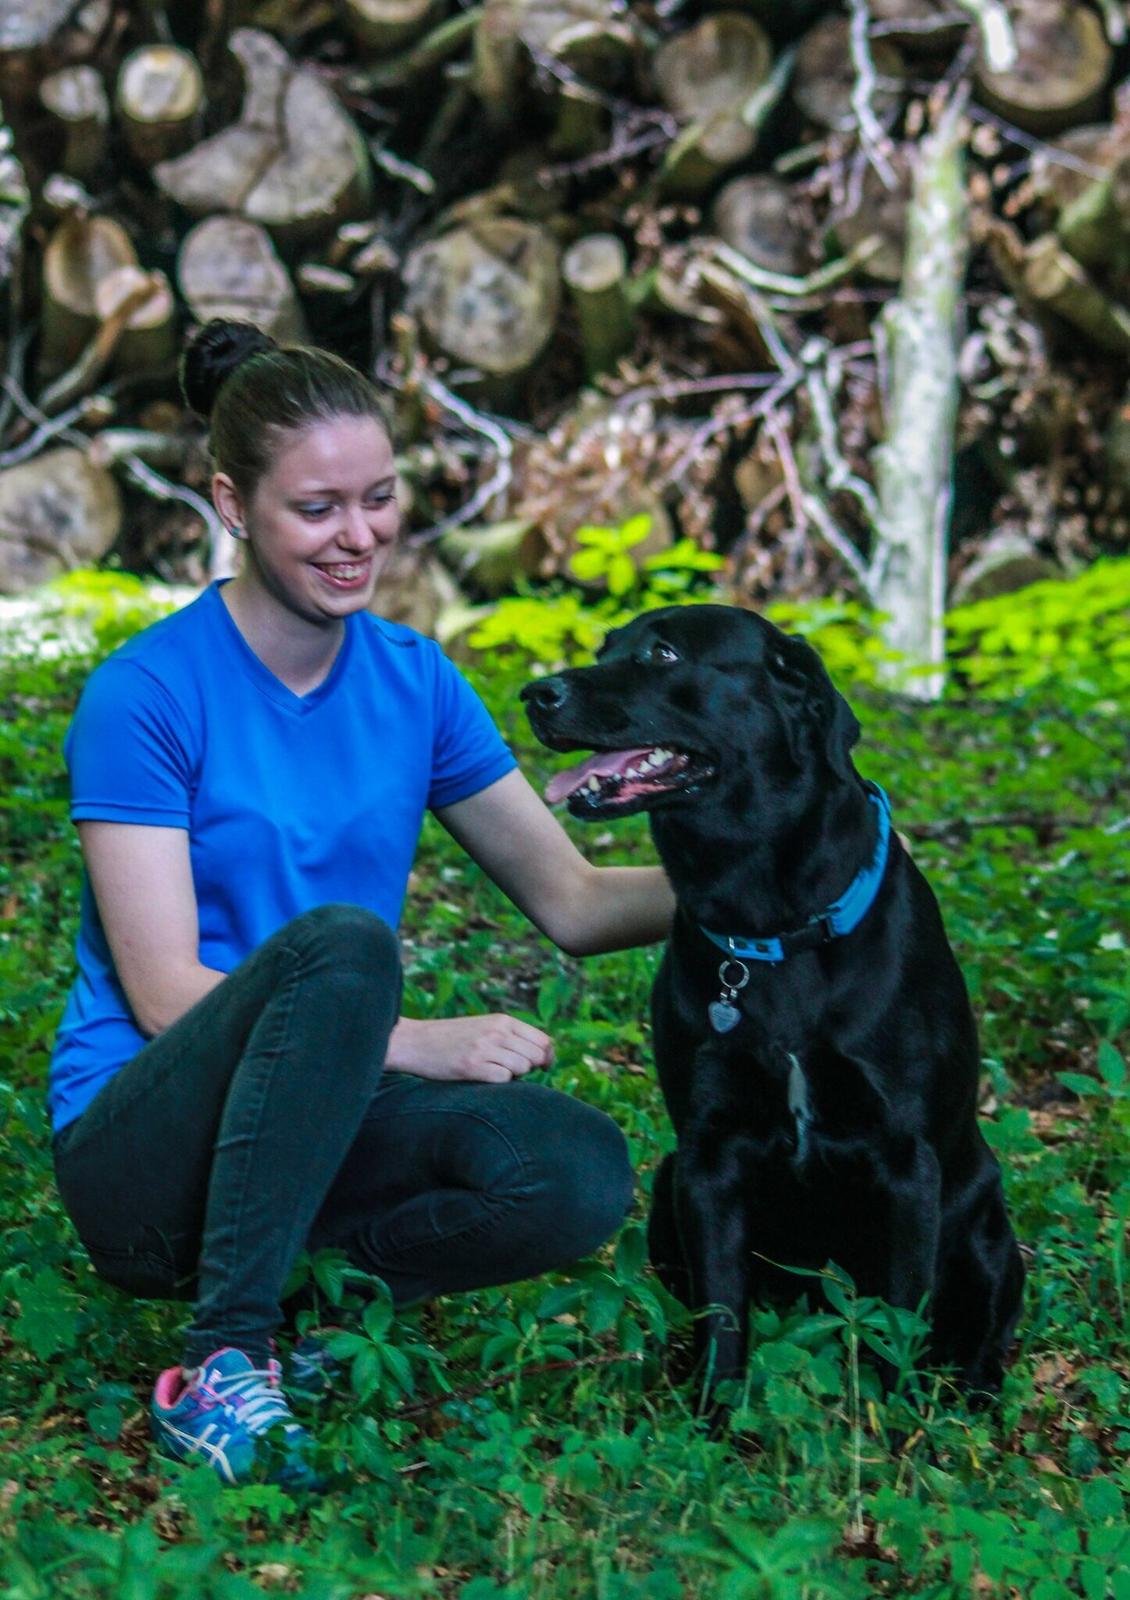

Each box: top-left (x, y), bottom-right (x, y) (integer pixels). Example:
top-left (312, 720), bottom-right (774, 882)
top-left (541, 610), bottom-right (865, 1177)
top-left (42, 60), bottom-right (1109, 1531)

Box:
top-left (0, 628), bottom-right (1127, 1600)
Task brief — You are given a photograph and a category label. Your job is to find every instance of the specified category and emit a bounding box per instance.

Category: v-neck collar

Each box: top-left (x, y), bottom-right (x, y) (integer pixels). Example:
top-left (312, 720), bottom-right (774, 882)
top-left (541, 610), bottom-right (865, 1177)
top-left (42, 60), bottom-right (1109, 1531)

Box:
top-left (210, 579), bottom-right (354, 714)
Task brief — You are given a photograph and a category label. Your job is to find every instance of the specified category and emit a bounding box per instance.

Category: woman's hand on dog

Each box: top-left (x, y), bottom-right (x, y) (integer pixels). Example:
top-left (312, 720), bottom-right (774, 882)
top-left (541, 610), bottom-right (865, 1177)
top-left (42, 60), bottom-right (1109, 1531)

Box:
top-left (385, 1014), bottom-right (554, 1083)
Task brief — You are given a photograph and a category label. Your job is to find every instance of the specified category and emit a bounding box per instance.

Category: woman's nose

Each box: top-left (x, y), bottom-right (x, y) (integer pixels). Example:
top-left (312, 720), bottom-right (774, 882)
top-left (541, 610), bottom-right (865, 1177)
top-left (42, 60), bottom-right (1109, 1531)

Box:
top-left (341, 504), bottom-right (380, 548)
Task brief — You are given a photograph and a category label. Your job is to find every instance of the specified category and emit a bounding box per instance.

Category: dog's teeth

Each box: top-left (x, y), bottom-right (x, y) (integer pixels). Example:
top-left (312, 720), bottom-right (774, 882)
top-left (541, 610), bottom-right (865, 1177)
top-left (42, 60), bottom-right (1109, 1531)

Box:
top-left (586, 775), bottom-right (601, 792)
top-left (625, 766), bottom-right (640, 778)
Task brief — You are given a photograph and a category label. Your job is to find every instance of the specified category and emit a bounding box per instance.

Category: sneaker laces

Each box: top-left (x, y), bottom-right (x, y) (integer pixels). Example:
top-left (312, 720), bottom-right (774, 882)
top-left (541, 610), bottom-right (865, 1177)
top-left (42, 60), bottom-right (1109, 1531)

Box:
top-left (194, 1357), bottom-right (296, 1436)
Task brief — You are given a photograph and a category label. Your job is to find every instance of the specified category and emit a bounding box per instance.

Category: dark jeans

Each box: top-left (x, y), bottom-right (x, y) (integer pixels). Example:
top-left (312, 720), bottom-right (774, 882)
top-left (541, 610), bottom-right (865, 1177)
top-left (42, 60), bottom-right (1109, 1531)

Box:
top-left (52, 904), bottom-right (635, 1368)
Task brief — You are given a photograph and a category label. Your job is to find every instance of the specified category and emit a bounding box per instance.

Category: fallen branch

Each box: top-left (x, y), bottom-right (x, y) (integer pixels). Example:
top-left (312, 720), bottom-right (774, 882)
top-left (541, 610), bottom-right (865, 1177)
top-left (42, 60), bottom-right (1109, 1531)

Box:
top-left (1095, 0), bottom-right (1127, 48)
top-left (403, 371), bottom-right (514, 542)
top-left (954, 0), bottom-right (1017, 73)
top-left (0, 396), bottom-right (93, 467)
top-left (847, 0), bottom-right (899, 191)
top-left (904, 812), bottom-right (1096, 844)
top-left (714, 235), bottom-right (882, 300)
top-left (37, 279), bottom-right (158, 416)
top-left (801, 336), bottom-right (883, 529)
top-left (118, 454), bottom-right (230, 578)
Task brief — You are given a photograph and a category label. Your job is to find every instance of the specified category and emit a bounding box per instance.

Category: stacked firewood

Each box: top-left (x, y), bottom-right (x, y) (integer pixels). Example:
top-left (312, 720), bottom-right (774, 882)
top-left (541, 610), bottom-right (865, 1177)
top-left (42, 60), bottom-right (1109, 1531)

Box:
top-left (1, 0), bottom-right (1128, 619)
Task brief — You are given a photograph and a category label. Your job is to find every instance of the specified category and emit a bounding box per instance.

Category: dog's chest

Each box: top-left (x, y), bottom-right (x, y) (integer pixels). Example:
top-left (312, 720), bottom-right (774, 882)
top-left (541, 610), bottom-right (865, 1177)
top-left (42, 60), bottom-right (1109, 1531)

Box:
top-left (697, 1039), bottom-right (819, 1168)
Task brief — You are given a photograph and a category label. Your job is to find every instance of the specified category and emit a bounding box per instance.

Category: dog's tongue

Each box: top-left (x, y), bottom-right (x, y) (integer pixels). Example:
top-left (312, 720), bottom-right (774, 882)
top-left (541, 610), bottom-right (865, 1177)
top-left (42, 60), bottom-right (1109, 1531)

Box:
top-left (545, 747), bottom-right (656, 805)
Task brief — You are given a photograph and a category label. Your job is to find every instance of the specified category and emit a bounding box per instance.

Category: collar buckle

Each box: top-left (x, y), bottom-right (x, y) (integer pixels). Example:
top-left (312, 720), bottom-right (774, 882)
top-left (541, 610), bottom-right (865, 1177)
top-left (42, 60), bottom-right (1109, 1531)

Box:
top-left (814, 913), bottom-right (836, 944)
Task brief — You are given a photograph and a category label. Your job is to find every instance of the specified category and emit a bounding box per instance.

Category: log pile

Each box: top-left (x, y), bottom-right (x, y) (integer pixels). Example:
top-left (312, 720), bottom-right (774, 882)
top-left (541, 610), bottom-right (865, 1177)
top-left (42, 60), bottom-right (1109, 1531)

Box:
top-left (1, 0), bottom-right (1129, 614)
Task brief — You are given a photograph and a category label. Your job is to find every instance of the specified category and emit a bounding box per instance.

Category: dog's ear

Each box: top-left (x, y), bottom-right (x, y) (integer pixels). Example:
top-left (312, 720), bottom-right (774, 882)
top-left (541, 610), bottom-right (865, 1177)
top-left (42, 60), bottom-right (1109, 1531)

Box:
top-left (769, 634), bottom-right (861, 781)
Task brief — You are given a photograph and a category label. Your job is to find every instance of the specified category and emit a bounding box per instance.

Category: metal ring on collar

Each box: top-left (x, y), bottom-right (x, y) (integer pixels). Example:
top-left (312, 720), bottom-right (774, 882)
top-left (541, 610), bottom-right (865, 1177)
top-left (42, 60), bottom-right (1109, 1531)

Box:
top-left (719, 958), bottom-right (750, 991)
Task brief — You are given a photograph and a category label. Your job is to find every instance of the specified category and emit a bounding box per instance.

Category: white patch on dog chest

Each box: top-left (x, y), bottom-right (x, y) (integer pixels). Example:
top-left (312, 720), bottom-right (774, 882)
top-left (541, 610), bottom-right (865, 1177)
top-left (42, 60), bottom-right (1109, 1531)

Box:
top-left (786, 1052), bottom-right (813, 1165)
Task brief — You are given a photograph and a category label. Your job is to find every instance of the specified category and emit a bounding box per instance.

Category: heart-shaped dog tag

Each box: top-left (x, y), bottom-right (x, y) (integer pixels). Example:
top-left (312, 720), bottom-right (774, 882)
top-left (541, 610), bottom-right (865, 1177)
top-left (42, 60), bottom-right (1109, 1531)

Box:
top-left (708, 999), bottom-right (741, 1034)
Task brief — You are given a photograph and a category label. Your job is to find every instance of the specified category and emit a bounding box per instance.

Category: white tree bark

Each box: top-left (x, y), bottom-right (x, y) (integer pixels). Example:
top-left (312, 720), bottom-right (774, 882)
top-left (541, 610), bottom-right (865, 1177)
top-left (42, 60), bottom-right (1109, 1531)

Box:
top-left (872, 95), bottom-right (967, 700)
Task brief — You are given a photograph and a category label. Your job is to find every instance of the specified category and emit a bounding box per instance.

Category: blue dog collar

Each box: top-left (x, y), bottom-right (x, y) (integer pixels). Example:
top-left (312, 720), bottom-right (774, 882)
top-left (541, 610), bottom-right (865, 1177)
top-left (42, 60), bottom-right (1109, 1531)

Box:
top-left (700, 782), bottom-right (892, 964)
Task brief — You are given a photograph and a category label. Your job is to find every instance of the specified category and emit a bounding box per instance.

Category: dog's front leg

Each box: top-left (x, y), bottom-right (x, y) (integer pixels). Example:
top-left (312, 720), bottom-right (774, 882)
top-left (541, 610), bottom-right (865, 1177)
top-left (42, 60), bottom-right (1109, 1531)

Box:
top-left (873, 1142), bottom-right (943, 1390)
top-left (674, 1131), bottom-right (753, 1431)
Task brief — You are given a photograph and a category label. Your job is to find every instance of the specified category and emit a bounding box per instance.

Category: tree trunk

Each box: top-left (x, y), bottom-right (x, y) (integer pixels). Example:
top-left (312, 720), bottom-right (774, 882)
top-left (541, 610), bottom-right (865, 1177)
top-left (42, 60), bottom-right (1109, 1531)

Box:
top-left (872, 97), bottom-right (967, 701)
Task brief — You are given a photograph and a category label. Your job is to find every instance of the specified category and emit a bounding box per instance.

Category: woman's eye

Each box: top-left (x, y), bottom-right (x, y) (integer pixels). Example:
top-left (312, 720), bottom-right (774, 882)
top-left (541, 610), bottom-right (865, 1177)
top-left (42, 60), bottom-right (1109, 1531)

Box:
top-left (366, 492), bottom-right (396, 508)
top-left (299, 504), bottom-right (332, 518)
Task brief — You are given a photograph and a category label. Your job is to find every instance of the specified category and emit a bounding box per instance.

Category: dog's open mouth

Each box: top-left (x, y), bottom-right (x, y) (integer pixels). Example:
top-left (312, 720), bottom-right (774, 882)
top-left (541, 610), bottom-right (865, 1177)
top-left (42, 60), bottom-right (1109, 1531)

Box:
top-left (544, 745), bottom-right (715, 816)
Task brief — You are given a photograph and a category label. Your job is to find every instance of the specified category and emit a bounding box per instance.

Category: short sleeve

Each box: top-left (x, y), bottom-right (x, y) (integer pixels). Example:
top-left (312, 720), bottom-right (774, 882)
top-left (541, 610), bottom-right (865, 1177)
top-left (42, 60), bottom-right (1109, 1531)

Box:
top-left (427, 647), bottom-right (517, 810)
top-left (66, 658), bottom-right (195, 827)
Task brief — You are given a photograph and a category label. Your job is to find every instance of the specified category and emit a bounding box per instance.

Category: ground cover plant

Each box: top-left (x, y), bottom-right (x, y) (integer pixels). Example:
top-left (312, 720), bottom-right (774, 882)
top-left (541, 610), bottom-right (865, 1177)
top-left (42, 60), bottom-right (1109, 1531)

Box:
top-left (0, 567), bottom-right (1127, 1599)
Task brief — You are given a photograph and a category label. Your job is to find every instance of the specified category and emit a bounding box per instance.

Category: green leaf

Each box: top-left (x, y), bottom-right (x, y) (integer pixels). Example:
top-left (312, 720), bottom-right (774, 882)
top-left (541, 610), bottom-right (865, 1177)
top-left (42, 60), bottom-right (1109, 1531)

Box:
top-left (619, 514), bottom-right (653, 547)
top-left (380, 1344), bottom-right (415, 1396)
top-left (570, 550), bottom-right (608, 582)
top-left (615, 1225), bottom-right (647, 1280)
top-left (362, 1296), bottom-right (393, 1340)
top-left (1081, 1477), bottom-right (1124, 1522)
top-left (1097, 1041), bottom-right (1126, 1091)
top-left (11, 1267), bottom-right (80, 1358)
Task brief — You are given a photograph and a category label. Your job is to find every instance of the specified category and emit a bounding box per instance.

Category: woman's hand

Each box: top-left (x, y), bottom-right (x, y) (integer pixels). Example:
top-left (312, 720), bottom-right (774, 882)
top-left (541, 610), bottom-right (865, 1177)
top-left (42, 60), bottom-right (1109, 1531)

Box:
top-left (385, 1014), bottom-right (554, 1083)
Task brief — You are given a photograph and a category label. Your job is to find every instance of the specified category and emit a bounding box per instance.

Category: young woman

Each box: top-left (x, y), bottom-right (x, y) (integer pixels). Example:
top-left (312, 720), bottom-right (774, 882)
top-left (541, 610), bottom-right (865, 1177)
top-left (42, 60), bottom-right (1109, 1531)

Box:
top-left (49, 320), bottom-right (675, 1490)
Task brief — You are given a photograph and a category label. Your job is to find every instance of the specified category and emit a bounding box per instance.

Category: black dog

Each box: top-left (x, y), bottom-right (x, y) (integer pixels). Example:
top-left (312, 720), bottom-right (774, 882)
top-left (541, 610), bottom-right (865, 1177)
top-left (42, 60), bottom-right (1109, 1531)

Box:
top-left (522, 604), bottom-right (1024, 1417)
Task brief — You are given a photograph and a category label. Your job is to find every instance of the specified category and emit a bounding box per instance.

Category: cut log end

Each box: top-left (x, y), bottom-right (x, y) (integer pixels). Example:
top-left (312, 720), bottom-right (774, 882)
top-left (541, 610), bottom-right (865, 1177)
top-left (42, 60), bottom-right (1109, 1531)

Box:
top-left (655, 12), bottom-right (773, 122)
top-left (712, 175), bottom-right (806, 278)
top-left (117, 44), bottom-right (205, 166)
top-left (794, 14), bottom-right (905, 133)
top-left (153, 27), bottom-right (371, 243)
top-left (403, 219), bottom-right (561, 378)
top-left (178, 215), bottom-right (307, 344)
top-left (338, 0), bottom-right (437, 55)
top-left (975, 3), bottom-right (1112, 136)
top-left (563, 233), bottom-right (627, 295)
top-left (40, 64), bottom-right (109, 181)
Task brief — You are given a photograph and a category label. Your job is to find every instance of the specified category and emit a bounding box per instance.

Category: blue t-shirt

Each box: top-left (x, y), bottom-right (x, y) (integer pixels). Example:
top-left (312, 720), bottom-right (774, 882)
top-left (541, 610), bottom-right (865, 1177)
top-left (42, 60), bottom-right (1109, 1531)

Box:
top-left (48, 580), bottom-right (517, 1134)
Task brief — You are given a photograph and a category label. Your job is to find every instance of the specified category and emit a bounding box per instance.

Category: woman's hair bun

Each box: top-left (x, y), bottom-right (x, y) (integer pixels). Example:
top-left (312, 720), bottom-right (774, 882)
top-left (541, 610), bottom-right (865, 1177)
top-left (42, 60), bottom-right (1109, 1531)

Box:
top-left (180, 319), bottom-right (278, 420)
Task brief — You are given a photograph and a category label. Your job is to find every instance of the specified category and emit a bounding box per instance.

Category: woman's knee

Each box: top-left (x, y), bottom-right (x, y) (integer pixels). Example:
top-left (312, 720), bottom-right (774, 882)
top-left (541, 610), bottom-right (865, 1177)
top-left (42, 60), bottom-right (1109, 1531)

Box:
top-left (526, 1098), bottom-right (635, 1259)
top-left (280, 903), bottom-right (400, 980)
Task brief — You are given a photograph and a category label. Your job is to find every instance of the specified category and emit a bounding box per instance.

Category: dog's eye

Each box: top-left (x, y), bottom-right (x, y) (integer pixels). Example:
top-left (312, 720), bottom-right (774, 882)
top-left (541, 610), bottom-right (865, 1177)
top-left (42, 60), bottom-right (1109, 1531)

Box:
top-left (651, 642), bottom-right (679, 664)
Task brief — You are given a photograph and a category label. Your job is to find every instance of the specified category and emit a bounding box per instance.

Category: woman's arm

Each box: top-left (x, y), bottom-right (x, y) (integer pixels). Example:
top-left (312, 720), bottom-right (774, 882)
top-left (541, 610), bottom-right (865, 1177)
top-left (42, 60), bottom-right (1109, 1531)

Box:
top-left (81, 818), bottom-right (552, 1082)
top-left (434, 769), bottom-right (675, 958)
top-left (78, 821), bottom-right (226, 1037)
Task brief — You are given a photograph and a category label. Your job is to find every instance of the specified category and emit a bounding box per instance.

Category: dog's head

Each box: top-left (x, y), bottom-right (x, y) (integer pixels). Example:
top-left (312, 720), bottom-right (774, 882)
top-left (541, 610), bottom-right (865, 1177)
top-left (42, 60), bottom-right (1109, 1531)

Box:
top-left (520, 605), bottom-right (861, 822)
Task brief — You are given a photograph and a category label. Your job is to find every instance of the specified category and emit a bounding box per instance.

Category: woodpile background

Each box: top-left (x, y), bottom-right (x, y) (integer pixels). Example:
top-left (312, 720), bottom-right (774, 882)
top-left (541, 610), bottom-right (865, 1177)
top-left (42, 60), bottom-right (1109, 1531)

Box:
top-left (2, 0), bottom-right (1129, 624)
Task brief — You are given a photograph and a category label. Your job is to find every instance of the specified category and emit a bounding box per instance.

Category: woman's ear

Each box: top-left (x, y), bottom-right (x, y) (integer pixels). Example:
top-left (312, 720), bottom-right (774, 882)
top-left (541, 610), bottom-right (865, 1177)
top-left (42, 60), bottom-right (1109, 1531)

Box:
top-left (212, 473), bottom-right (245, 534)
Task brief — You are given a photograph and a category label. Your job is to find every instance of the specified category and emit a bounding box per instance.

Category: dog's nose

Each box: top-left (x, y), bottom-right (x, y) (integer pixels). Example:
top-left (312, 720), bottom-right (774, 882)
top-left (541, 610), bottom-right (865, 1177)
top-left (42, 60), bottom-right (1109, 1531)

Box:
top-left (520, 676), bottom-right (569, 712)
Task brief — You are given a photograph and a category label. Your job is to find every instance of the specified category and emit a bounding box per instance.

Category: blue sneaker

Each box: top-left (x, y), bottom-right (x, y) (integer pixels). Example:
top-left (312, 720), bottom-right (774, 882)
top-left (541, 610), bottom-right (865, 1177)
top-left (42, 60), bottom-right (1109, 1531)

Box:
top-left (151, 1347), bottom-right (323, 1490)
top-left (286, 1333), bottom-right (344, 1404)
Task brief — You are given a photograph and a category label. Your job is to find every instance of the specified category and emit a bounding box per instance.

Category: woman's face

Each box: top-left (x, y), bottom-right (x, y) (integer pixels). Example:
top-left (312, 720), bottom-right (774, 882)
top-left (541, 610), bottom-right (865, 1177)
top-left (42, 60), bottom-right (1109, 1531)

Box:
top-left (219, 414), bottom-right (400, 625)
